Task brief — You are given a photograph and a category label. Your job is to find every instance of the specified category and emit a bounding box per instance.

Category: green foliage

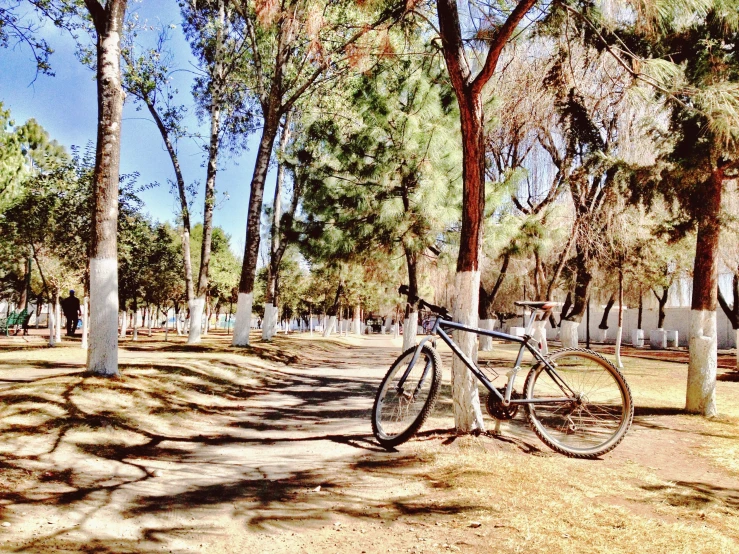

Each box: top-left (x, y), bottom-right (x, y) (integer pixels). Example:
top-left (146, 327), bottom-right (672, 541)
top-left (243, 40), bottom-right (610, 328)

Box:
top-left (294, 48), bottom-right (462, 269)
top-left (189, 223), bottom-right (240, 308)
top-left (0, 104), bottom-right (29, 213)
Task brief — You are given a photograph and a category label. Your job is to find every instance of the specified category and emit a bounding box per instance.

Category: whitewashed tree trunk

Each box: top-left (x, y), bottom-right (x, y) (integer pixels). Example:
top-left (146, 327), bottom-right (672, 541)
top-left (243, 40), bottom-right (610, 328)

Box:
top-left (262, 302), bottom-right (274, 341)
top-left (353, 304), bottom-right (361, 335)
top-left (164, 309), bottom-right (169, 342)
top-left (188, 297), bottom-right (205, 344)
top-left (85, 2), bottom-right (125, 377)
top-left (87, 259), bottom-right (119, 374)
top-left (687, 310), bottom-right (718, 416)
top-left (132, 309), bottom-right (138, 341)
top-left (48, 303), bottom-right (56, 347)
top-left (560, 320), bottom-right (579, 348)
top-left (451, 271), bottom-right (485, 433)
top-left (615, 269), bottom-right (624, 369)
top-left (232, 296), bottom-right (253, 346)
top-left (479, 319), bottom-right (496, 351)
top-left (323, 315), bottom-right (337, 337)
top-left (55, 299), bottom-right (62, 343)
top-left (382, 317), bottom-right (390, 335)
top-left (272, 306), bottom-right (279, 337)
top-left (120, 310), bottom-right (127, 339)
top-left (615, 327), bottom-right (624, 369)
top-left (232, 292), bottom-right (253, 346)
top-left (532, 320), bottom-right (548, 356)
top-left (203, 304), bottom-right (210, 336)
top-left (148, 307), bottom-right (153, 337)
top-left (402, 311), bottom-right (419, 352)
top-left (81, 297), bottom-right (89, 350)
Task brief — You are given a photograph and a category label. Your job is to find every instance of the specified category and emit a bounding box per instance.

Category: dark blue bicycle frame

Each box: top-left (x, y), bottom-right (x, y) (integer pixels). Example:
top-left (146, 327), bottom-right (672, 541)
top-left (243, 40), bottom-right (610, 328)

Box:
top-left (399, 314), bottom-right (575, 406)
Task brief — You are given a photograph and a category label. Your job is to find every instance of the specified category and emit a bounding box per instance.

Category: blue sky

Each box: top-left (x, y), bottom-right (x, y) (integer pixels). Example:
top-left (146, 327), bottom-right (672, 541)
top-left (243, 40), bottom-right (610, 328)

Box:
top-left (0, 2), bottom-right (274, 258)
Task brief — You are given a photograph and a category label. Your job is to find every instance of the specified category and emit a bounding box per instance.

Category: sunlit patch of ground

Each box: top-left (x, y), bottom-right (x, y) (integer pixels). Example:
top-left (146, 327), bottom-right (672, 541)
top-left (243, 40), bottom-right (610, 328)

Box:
top-left (0, 331), bottom-right (737, 553)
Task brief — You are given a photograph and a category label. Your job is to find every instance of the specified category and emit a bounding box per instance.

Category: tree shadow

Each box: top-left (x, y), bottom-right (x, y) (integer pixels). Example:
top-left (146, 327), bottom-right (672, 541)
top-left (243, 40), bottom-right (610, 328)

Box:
top-left (718, 371), bottom-right (739, 382)
top-left (7, 335), bottom-right (718, 552)
top-left (641, 481), bottom-right (739, 511)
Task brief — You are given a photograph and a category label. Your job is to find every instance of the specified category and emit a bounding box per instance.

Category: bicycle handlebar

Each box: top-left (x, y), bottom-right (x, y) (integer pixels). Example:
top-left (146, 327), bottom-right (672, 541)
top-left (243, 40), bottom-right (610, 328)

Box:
top-left (398, 285), bottom-right (450, 318)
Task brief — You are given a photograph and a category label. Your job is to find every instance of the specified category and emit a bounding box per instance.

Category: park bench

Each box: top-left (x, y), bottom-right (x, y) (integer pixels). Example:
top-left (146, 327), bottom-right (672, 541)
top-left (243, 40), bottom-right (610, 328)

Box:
top-left (0, 309), bottom-right (31, 336)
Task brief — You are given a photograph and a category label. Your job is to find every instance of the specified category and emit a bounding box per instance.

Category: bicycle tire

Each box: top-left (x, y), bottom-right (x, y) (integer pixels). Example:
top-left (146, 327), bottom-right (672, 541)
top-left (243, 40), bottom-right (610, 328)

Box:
top-left (524, 348), bottom-right (633, 458)
top-left (372, 344), bottom-right (442, 449)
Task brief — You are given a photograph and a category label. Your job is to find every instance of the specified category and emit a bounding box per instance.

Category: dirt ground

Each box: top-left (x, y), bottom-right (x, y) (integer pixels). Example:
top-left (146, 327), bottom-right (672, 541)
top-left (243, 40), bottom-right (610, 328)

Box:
top-left (0, 331), bottom-right (738, 553)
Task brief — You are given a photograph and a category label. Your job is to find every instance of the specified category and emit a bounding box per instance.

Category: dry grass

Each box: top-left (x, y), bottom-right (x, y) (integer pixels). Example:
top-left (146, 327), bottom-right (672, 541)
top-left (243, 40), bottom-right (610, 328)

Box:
top-left (407, 435), bottom-right (738, 553)
top-left (0, 332), bottom-right (737, 553)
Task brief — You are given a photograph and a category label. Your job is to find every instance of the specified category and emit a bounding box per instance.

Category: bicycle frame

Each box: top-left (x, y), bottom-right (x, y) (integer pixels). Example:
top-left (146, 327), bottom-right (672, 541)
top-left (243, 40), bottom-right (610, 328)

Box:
top-left (400, 307), bottom-right (576, 407)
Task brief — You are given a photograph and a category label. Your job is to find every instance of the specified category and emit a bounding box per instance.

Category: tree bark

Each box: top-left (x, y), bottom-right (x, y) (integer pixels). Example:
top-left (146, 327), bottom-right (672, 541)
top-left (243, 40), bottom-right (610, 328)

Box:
top-left (437, 0), bottom-right (537, 434)
top-left (479, 252), bottom-right (510, 320)
top-left (189, 0), bottom-right (224, 345)
top-left (86, 0), bottom-right (127, 377)
top-left (263, 114), bottom-right (292, 342)
top-left (20, 256), bottom-right (31, 310)
top-left (564, 246), bottom-right (592, 323)
top-left (615, 261), bottom-right (624, 369)
top-left (686, 168), bottom-right (723, 416)
top-left (233, 111), bottom-right (282, 346)
top-left (653, 287), bottom-right (669, 328)
top-left (141, 96), bottom-right (195, 314)
top-left (598, 294), bottom-right (616, 330)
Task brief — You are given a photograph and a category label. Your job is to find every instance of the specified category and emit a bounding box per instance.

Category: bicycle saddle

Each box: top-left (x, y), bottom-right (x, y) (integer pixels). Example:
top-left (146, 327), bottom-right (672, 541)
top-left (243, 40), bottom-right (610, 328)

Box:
top-left (514, 301), bottom-right (560, 310)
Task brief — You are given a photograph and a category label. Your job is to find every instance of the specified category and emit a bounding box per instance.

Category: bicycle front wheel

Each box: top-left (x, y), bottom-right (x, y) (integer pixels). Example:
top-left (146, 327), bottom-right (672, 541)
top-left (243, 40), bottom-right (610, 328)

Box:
top-left (524, 349), bottom-right (633, 458)
top-left (372, 344), bottom-right (442, 449)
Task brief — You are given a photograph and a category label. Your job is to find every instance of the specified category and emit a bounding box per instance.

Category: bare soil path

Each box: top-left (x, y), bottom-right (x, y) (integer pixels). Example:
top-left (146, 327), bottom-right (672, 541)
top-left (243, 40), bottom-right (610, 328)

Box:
top-left (0, 332), bottom-right (737, 553)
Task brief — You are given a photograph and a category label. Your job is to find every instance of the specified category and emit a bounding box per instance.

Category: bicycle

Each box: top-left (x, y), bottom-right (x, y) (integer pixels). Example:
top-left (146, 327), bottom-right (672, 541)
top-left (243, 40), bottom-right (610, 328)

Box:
top-left (371, 287), bottom-right (634, 458)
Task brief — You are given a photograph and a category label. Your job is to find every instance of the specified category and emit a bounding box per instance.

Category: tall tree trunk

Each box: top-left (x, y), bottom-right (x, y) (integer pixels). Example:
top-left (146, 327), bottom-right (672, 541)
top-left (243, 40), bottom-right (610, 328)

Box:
top-left (478, 254), bottom-right (508, 352)
top-left (48, 301), bottom-right (56, 347)
top-left (637, 287), bottom-right (643, 329)
top-left (81, 296), bottom-right (89, 350)
top-left (86, 0), bottom-right (127, 376)
top-left (686, 168), bottom-right (723, 416)
top-left (132, 300), bottom-right (138, 341)
top-left (233, 111), bottom-right (282, 346)
top-left (478, 285), bottom-right (497, 352)
top-left (55, 294), bottom-right (62, 344)
top-left (403, 247), bottom-right (420, 351)
top-left (615, 260), bottom-right (624, 369)
top-left (546, 220), bottom-right (578, 300)
top-left (263, 114), bottom-right (291, 342)
top-left (438, 0), bottom-right (537, 433)
top-left (189, 0), bottom-right (224, 345)
top-left (717, 273), bottom-right (739, 370)
top-left (653, 287), bottom-right (669, 328)
top-left (449, 90), bottom-right (486, 433)
top-left (533, 250), bottom-right (545, 300)
top-left (561, 247), bottom-right (591, 347)
top-left (20, 256), bottom-right (31, 310)
top-left (142, 96), bottom-right (194, 319)
top-left (598, 294), bottom-right (616, 330)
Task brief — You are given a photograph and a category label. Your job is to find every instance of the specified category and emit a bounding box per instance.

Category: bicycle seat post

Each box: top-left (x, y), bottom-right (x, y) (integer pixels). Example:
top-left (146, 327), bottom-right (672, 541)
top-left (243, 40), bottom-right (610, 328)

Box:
top-left (524, 308), bottom-right (541, 335)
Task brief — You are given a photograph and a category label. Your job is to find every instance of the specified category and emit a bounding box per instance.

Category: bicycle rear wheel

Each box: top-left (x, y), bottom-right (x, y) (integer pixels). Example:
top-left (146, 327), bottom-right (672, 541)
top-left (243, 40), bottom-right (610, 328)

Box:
top-left (372, 344), bottom-right (442, 449)
top-left (524, 349), bottom-right (633, 458)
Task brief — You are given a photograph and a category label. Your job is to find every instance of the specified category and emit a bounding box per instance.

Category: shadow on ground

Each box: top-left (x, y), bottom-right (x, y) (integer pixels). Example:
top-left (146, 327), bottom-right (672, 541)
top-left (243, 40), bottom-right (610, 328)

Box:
top-left (0, 336), bottom-right (486, 552)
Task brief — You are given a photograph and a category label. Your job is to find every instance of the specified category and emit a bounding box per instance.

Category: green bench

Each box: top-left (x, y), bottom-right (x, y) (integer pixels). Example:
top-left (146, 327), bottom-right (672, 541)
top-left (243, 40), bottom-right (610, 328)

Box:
top-left (0, 309), bottom-right (31, 336)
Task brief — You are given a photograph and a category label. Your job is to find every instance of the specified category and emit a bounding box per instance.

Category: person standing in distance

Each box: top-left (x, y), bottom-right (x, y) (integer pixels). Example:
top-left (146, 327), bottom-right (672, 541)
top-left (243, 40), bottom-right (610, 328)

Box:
top-left (61, 290), bottom-right (82, 337)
